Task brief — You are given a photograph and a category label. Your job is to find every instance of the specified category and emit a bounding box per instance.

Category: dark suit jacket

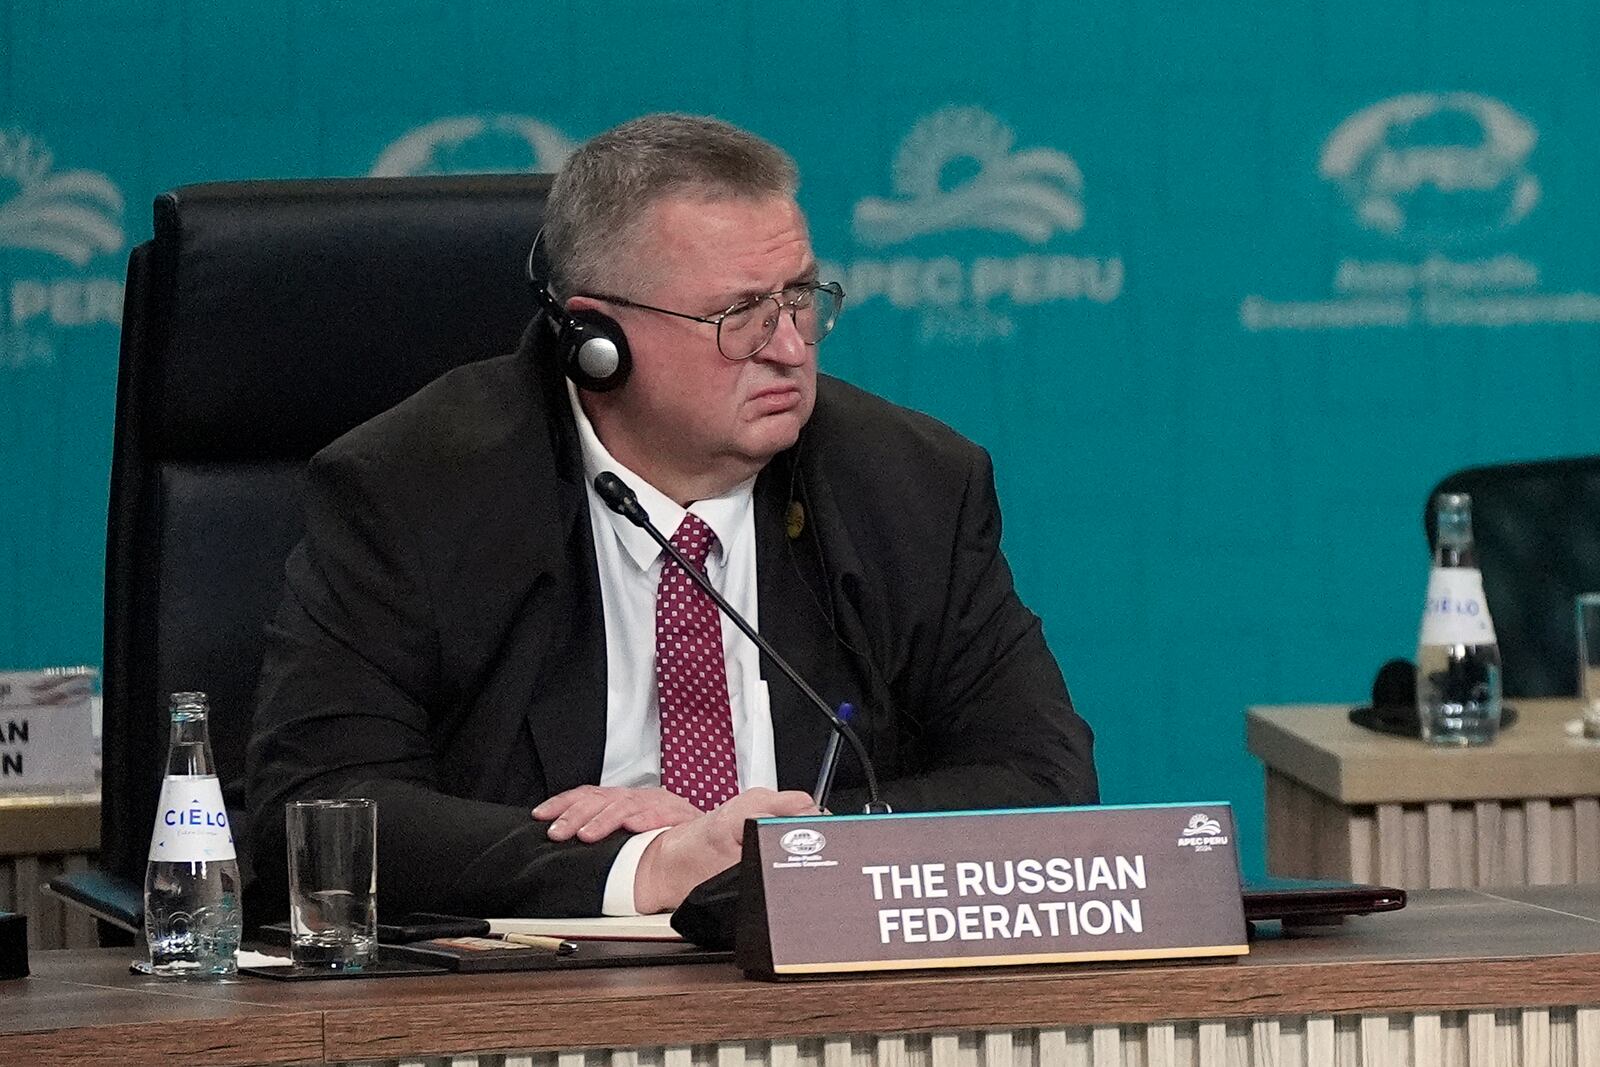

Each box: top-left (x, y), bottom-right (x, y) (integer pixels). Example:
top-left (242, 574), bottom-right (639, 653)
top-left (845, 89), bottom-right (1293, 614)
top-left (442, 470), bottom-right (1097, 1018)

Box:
top-left (245, 338), bottom-right (1096, 923)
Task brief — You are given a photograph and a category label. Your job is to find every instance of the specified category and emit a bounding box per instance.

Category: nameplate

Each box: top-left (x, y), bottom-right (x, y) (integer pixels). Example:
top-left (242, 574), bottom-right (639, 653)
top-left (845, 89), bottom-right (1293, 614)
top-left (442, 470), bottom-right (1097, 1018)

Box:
top-left (735, 802), bottom-right (1247, 978)
top-left (0, 669), bottom-right (96, 793)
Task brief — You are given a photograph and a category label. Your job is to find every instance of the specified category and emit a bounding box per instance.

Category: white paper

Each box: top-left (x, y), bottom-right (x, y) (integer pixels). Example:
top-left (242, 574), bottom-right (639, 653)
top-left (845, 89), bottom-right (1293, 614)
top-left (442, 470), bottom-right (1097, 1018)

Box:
top-left (148, 775), bottom-right (237, 862)
top-left (1419, 566), bottom-right (1498, 646)
top-left (0, 669), bottom-right (96, 793)
top-left (488, 913), bottom-right (682, 941)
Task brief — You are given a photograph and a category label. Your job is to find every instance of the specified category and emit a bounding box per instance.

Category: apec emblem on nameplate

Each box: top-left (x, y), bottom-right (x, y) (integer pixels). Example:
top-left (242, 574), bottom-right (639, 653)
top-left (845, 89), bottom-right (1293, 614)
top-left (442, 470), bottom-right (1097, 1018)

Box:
top-left (735, 803), bottom-right (1248, 979)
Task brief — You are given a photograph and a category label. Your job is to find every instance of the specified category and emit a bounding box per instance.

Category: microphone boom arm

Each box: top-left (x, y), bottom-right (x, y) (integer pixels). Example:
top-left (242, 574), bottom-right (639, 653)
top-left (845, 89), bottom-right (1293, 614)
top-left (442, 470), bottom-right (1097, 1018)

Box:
top-left (594, 472), bottom-right (889, 814)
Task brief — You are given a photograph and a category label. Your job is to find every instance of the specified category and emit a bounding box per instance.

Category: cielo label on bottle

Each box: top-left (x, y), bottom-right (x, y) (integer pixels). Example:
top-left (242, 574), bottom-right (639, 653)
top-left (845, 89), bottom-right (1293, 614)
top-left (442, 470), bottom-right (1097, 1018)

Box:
top-left (1420, 566), bottom-right (1498, 645)
top-left (148, 774), bottom-right (237, 862)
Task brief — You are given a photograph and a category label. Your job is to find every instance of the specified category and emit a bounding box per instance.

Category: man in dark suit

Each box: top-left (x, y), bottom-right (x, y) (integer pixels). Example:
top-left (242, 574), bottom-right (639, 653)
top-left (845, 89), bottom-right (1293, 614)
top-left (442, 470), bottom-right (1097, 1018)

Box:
top-left (246, 114), bottom-right (1096, 922)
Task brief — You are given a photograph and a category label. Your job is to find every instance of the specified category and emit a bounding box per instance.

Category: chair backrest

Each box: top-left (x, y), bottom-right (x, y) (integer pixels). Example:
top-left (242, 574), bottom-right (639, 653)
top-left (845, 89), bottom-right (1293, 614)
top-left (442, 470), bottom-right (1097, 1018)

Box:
top-left (102, 175), bottom-right (551, 890)
top-left (1427, 456), bottom-right (1600, 698)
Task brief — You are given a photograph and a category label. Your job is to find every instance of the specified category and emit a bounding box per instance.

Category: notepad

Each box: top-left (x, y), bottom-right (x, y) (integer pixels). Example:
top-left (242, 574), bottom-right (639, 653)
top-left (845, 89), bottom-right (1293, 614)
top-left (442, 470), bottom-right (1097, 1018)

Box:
top-left (488, 913), bottom-right (682, 942)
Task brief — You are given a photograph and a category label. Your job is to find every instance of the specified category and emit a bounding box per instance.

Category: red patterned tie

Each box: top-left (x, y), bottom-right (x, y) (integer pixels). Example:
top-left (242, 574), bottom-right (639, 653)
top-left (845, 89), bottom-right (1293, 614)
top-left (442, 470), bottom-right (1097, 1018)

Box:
top-left (655, 513), bottom-right (739, 811)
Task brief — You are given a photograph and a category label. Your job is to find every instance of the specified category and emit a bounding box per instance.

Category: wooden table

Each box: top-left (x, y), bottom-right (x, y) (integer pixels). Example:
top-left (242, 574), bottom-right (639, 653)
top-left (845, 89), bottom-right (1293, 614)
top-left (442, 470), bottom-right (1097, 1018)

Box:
top-left (5, 887), bottom-right (1600, 1066)
top-left (1249, 699), bottom-right (1600, 888)
top-left (0, 790), bottom-right (100, 949)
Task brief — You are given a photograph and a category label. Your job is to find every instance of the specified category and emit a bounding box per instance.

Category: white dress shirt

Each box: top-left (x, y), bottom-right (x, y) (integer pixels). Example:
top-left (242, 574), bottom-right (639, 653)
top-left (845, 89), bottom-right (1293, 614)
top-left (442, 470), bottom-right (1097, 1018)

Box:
top-left (565, 384), bottom-right (778, 913)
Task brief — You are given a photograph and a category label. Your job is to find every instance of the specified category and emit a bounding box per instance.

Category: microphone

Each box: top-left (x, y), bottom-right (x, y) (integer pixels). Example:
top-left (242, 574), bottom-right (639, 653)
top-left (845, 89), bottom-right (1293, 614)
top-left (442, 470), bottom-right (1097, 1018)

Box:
top-left (593, 471), bottom-right (890, 814)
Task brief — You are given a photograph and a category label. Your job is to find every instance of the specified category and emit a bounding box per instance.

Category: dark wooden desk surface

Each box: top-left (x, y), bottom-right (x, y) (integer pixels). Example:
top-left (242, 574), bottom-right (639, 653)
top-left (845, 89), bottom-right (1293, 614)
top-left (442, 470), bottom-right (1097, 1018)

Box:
top-left (7, 886), bottom-right (1600, 1066)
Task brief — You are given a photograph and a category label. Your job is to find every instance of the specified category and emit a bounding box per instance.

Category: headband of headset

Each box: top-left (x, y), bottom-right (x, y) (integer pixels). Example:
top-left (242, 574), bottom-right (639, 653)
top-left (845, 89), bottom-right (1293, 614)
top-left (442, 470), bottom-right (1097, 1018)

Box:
top-left (526, 229), bottom-right (632, 392)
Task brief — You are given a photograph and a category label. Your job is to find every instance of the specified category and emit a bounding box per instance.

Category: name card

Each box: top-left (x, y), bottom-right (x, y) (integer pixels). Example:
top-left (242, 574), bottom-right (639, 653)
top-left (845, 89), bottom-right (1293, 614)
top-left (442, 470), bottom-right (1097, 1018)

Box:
top-left (735, 802), bottom-right (1247, 979)
top-left (0, 669), bottom-right (96, 794)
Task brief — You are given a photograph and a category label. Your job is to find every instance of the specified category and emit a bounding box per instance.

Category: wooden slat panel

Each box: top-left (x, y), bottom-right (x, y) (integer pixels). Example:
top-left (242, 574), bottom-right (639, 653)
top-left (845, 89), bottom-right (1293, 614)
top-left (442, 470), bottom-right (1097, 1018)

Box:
top-left (1376, 805), bottom-right (1406, 886)
top-left (820, 1036), bottom-right (852, 1067)
top-left (1465, 1011), bottom-right (1495, 1067)
top-left (1503, 806), bottom-right (1528, 885)
top-left (1304, 1018), bottom-right (1335, 1067)
top-left (14, 856), bottom-right (41, 950)
top-left (1526, 800), bottom-right (1554, 885)
top-left (1035, 1030), bottom-right (1069, 1067)
top-left (60, 852), bottom-right (97, 948)
top-left (1059, 1027), bottom-right (1090, 1067)
top-left (983, 1031), bottom-right (1014, 1067)
top-left (1521, 1008), bottom-right (1550, 1067)
top-left (29, 853), bottom-right (65, 950)
top-left (1402, 808), bottom-right (1428, 888)
top-left (1319, 795), bottom-right (1354, 881)
top-left (1265, 771), bottom-right (1297, 878)
top-left (1347, 811), bottom-right (1374, 883)
top-left (1144, 1024), bottom-right (1175, 1067)
top-left (1457, 805), bottom-right (1479, 888)
top-left (1249, 1019), bottom-right (1280, 1067)
top-left (1576, 1009), bottom-right (1600, 1067)
top-left (930, 1034), bottom-right (962, 1067)
top-left (1089, 1026), bottom-right (1120, 1067)
top-left (1359, 1015), bottom-right (1389, 1067)
top-left (1551, 1007), bottom-right (1577, 1067)
top-left (1425, 803), bottom-right (1456, 888)
top-left (1333, 1016), bottom-right (1357, 1067)
top-left (875, 1033), bottom-right (908, 1067)
top-left (1412, 1012), bottom-right (1442, 1067)
top-left (1197, 1021), bottom-right (1227, 1067)
top-left (1474, 803), bottom-right (1503, 886)
top-left (1550, 802), bottom-right (1577, 885)
top-left (1575, 799), bottom-right (1600, 881)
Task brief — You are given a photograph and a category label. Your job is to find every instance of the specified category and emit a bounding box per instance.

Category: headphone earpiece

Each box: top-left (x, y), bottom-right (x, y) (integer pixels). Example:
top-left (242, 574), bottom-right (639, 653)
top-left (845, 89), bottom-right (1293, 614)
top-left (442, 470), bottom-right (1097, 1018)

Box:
top-left (559, 306), bottom-right (632, 392)
top-left (526, 229), bottom-right (633, 392)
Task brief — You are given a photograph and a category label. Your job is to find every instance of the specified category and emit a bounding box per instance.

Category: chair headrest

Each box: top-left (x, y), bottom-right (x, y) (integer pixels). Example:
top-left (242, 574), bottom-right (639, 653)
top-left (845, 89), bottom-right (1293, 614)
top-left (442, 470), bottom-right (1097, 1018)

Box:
top-left (141, 175), bottom-right (551, 461)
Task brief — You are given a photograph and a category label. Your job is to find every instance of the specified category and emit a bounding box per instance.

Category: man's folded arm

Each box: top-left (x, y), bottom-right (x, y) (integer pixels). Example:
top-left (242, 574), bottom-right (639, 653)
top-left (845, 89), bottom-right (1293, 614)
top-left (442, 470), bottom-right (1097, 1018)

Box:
top-left (246, 447), bottom-right (627, 921)
top-left (248, 573), bottom-right (634, 918)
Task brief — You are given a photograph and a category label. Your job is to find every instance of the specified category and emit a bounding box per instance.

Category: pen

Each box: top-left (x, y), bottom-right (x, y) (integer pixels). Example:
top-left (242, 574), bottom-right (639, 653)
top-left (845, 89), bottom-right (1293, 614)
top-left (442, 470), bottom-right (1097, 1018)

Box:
top-left (812, 702), bottom-right (855, 811)
top-left (500, 932), bottom-right (579, 955)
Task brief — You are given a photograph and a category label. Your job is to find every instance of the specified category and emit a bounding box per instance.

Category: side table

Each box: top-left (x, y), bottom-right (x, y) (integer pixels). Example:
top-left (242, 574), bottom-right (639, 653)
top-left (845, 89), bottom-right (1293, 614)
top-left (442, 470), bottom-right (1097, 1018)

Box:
top-left (1248, 699), bottom-right (1600, 888)
top-left (0, 791), bottom-right (101, 948)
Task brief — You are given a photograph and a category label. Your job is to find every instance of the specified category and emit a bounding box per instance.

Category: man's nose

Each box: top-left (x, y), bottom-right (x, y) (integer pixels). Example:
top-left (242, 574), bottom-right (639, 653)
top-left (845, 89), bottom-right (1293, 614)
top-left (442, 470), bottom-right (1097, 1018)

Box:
top-left (757, 311), bottom-right (809, 366)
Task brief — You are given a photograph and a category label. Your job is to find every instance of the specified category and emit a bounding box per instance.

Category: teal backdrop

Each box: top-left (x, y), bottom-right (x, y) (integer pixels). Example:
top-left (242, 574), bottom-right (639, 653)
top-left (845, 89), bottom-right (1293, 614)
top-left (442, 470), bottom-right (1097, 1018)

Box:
top-left (4, 2), bottom-right (1599, 877)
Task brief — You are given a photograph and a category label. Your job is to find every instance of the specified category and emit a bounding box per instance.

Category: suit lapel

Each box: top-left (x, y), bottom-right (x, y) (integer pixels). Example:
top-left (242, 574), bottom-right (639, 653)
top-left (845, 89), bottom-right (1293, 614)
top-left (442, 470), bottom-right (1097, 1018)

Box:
top-left (517, 355), bottom-right (609, 797)
top-left (754, 461), bottom-right (848, 793)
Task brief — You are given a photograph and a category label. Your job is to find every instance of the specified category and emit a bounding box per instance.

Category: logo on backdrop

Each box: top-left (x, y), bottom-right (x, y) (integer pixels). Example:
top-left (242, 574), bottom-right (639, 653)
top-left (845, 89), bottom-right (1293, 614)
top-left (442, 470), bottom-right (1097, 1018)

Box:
top-left (1240, 93), bottom-right (1600, 331)
top-left (824, 106), bottom-right (1123, 346)
top-left (370, 114), bottom-right (577, 176)
top-left (0, 128), bottom-right (126, 368)
top-left (852, 107), bottom-right (1085, 245)
top-left (1320, 93), bottom-right (1540, 244)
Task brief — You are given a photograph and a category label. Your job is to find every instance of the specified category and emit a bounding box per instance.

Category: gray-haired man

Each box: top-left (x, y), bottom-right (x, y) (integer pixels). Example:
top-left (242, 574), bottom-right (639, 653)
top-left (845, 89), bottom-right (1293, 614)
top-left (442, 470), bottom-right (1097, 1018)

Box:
top-left (247, 114), bottom-right (1096, 922)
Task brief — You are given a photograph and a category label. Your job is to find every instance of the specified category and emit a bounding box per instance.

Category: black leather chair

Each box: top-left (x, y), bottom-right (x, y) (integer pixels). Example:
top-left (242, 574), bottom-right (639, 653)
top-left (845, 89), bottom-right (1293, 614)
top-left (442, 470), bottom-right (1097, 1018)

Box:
top-left (1427, 457), bottom-right (1600, 698)
top-left (54, 175), bottom-right (551, 939)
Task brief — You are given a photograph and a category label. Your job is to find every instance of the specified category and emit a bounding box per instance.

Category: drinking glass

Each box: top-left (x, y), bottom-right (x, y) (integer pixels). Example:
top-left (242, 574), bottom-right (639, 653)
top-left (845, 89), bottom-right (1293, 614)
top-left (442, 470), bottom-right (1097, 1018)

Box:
top-left (286, 798), bottom-right (377, 969)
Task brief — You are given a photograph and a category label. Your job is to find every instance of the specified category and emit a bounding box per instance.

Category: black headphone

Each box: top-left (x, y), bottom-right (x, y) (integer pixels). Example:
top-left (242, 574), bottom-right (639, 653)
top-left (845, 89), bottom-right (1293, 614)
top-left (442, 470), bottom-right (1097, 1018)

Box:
top-left (526, 230), bottom-right (633, 392)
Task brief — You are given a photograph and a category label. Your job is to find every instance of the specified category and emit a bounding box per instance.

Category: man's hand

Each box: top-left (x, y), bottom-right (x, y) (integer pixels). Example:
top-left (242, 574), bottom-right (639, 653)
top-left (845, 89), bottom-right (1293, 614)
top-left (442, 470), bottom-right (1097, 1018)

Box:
top-left (533, 786), bottom-right (703, 843)
top-left (632, 788), bottom-right (818, 914)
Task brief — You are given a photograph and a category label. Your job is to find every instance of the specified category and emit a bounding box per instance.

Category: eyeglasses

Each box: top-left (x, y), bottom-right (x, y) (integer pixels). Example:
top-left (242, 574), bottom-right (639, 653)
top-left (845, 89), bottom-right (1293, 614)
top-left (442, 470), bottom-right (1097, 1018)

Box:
top-left (577, 282), bottom-right (846, 361)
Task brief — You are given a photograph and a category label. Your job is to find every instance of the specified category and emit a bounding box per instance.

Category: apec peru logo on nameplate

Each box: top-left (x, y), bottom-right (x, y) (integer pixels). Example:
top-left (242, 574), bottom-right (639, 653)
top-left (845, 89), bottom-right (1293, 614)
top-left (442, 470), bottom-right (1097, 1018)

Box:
top-left (736, 803), bottom-right (1246, 977)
